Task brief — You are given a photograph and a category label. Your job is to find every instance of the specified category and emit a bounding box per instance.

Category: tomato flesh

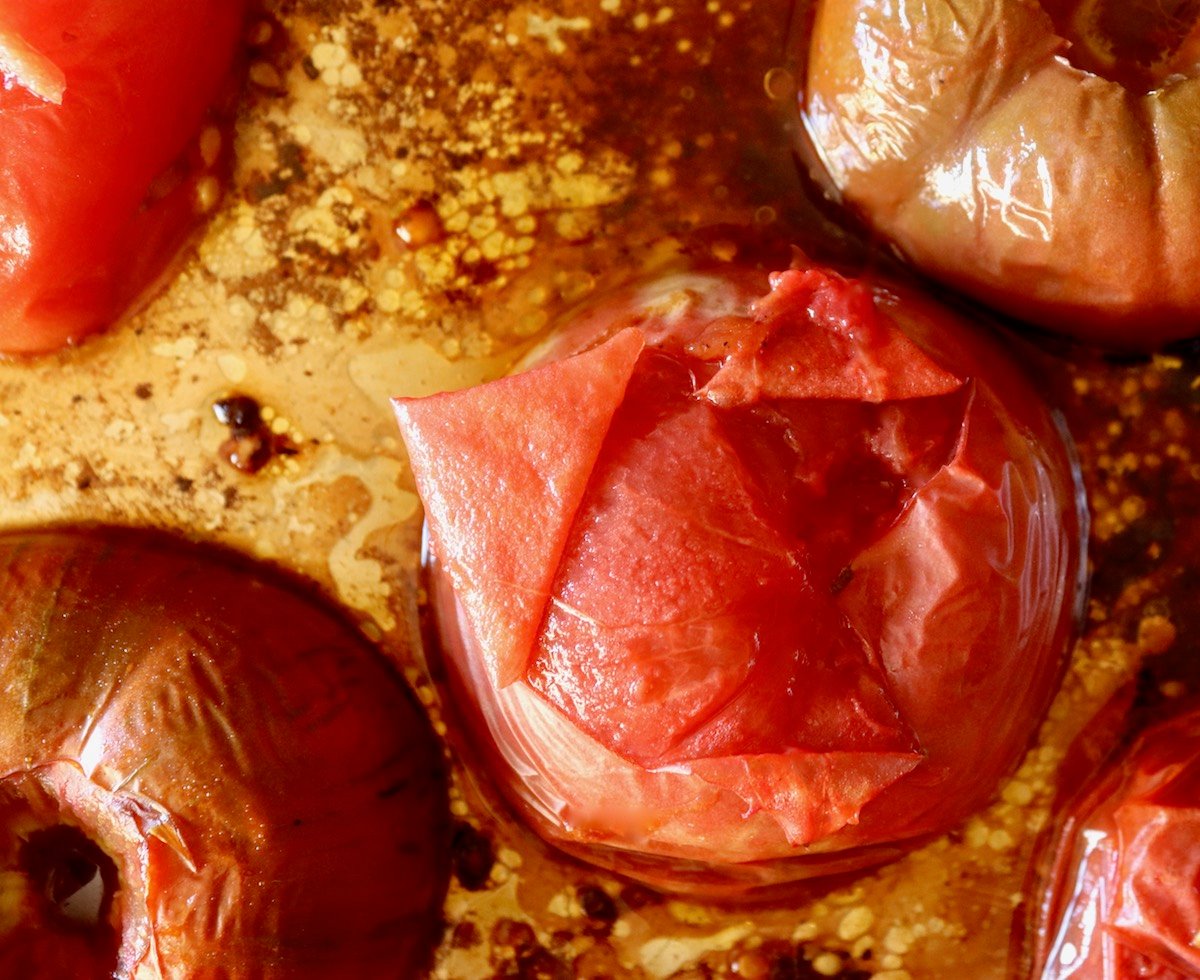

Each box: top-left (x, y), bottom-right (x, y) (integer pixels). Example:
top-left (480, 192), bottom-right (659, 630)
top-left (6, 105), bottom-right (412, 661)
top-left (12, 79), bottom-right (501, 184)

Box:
top-left (528, 351), bottom-right (928, 770)
top-left (0, 1), bottom-right (247, 354)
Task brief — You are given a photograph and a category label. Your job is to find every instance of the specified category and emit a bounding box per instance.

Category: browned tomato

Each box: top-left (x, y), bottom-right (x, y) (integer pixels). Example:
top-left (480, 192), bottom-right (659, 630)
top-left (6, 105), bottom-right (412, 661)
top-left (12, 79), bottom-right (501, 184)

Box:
top-left (1033, 700), bottom-right (1200, 979)
top-left (801, 0), bottom-right (1200, 349)
top-left (0, 529), bottom-right (448, 978)
top-left (395, 258), bottom-right (1085, 897)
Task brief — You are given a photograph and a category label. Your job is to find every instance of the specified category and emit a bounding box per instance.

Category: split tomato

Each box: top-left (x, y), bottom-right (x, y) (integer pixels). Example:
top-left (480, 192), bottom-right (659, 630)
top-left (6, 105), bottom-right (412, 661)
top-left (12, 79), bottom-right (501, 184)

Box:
top-left (0, 0), bottom-right (247, 354)
top-left (396, 260), bottom-right (1085, 896)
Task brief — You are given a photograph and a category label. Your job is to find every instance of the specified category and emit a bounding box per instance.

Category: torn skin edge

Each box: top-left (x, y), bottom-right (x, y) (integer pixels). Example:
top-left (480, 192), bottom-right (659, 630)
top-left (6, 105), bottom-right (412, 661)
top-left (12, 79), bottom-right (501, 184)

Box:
top-left (686, 749), bottom-right (924, 847)
top-left (392, 328), bottom-right (645, 690)
top-left (693, 267), bottom-right (964, 406)
top-left (0, 29), bottom-right (65, 105)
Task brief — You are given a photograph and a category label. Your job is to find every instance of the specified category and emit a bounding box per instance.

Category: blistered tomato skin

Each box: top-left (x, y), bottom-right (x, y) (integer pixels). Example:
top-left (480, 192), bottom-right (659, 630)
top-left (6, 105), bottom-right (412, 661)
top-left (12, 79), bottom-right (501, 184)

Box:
top-left (802, 0), bottom-right (1200, 349)
top-left (396, 261), bottom-right (1085, 896)
top-left (1036, 705), bottom-right (1200, 979)
top-left (0, 1), bottom-right (247, 355)
top-left (0, 529), bottom-right (449, 978)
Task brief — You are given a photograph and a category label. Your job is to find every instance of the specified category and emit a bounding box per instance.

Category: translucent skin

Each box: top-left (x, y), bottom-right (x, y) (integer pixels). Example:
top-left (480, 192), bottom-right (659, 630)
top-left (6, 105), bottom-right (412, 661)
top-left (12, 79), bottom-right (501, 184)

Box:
top-left (1036, 705), bottom-right (1200, 979)
top-left (396, 262), bottom-right (1085, 896)
top-left (802, 0), bottom-right (1200, 349)
top-left (0, 1), bottom-right (246, 354)
top-left (0, 529), bottom-right (449, 979)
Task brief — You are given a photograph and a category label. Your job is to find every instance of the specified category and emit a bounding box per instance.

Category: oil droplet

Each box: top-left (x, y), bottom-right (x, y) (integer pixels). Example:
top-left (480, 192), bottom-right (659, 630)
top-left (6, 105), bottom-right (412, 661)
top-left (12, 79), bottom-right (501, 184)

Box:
top-left (246, 20), bottom-right (273, 46)
top-left (199, 127), bottom-right (223, 169)
top-left (249, 61), bottom-right (283, 89)
top-left (395, 201), bottom-right (445, 249)
top-left (194, 176), bottom-right (222, 214)
top-left (762, 66), bottom-right (795, 101)
top-left (556, 269), bottom-right (597, 303)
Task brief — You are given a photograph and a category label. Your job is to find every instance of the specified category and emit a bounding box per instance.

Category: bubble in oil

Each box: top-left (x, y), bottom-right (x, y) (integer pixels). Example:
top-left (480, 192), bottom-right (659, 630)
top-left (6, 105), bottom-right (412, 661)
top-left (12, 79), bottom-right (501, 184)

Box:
top-left (763, 66), bottom-right (796, 101)
top-left (395, 201), bottom-right (444, 249)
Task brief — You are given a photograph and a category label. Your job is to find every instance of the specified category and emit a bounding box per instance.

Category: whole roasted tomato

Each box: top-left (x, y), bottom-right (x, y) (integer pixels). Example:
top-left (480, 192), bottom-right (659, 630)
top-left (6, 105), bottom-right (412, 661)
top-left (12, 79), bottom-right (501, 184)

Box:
top-left (1034, 702), bottom-right (1200, 979)
top-left (0, 529), bottom-right (448, 978)
top-left (0, 0), bottom-right (247, 355)
top-left (395, 260), bottom-right (1085, 896)
top-left (802, 0), bottom-right (1200, 349)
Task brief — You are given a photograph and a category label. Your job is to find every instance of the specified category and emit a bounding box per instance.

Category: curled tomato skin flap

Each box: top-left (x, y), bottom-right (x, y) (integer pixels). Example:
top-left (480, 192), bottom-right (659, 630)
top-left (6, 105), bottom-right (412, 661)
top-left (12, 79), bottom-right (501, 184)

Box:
top-left (0, 0), bottom-right (248, 354)
top-left (1035, 705), bottom-right (1200, 979)
top-left (396, 260), bottom-right (1085, 895)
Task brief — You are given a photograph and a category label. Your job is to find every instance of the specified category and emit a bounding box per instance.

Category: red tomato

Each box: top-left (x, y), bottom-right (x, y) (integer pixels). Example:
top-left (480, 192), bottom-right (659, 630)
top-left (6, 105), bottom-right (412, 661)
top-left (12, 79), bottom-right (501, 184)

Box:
top-left (801, 0), bottom-right (1200, 349)
top-left (0, 1), bottom-right (247, 355)
top-left (0, 529), bottom-right (448, 977)
top-left (395, 260), bottom-right (1085, 896)
top-left (1034, 703), bottom-right (1200, 979)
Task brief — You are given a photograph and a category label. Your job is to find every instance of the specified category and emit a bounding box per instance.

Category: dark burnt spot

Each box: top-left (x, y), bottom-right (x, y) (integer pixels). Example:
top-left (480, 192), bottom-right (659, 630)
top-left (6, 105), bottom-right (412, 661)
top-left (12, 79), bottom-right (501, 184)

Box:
top-left (492, 917), bottom-right (537, 953)
top-left (74, 460), bottom-right (97, 492)
top-left (576, 885), bottom-right (617, 928)
top-left (446, 148), bottom-right (484, 170)
top-left (213, 394), bottom-right (298, 475)
top-left (451, 920), bottom-right (480, 948)
top-left (617, 882), bottom-right (660, 910)
top-left (246, 141), bottom-right (309, 202)
top-left (462, 257), bottom-right (500, 286)
top-left (450, 821), bottom-right (495, 891)
top-left (515, 946), bottom-right (568, 979)
top-left (213, 394), bottom-right (262, 432)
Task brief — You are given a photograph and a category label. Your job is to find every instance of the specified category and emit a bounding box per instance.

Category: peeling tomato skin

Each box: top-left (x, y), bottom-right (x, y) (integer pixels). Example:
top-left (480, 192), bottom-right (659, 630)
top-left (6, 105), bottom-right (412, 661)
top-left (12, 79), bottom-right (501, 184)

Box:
top-left (402, 261), bottom-right (1084, 896)
top-left (801, 0), bottom-right (1200, 349)
top-left (1035, 703), bottom-right (1200, 979)
top-left (0, 529), bottom-right (450, 978)
top-left (0, 1), bottom-right (248, 354)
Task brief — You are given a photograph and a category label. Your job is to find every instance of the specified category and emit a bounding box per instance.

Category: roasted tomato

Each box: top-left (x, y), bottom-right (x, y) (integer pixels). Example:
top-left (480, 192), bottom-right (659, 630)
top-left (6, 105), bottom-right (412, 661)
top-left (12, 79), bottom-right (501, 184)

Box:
top-left (395, 260), bottom-right (1085, 896)
top-left (0, 529), bottom-right (448, 978)
top-left (0, 1), bottom-right (247, 355)
top-left (1034, 702), bottom-right (1200, 978)
top-left (802, 0), bottom-right (1200, 349)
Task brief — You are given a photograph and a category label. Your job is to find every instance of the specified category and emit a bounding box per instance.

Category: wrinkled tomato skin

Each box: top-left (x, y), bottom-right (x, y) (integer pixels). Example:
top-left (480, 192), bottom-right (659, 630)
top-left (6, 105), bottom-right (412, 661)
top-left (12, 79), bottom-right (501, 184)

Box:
top-left (0, 1), bottom-right (247, 355)
top-left (1033, 702), bottom-right (1200, 979)
top-left (801, 0), bottom-right (1200, 349)
top-left (0, 529), bottom-right (449, 978)
top-left (402, 261), bottom-right (1086, 897)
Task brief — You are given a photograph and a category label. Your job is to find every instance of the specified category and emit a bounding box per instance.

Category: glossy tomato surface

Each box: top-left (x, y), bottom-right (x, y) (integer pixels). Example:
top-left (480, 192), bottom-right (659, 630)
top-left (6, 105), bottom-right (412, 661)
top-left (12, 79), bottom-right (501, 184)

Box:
top-left (801, 0), bottom-right (1200, 349)
top-left (1034, 702), bottom-right (1200, 979)
top-left (395, 260), bottom-right (1086, 896)
top-left (0, 529), bottom-right (449, 978)
top-left (0, 0), bottom-right (246, 354)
